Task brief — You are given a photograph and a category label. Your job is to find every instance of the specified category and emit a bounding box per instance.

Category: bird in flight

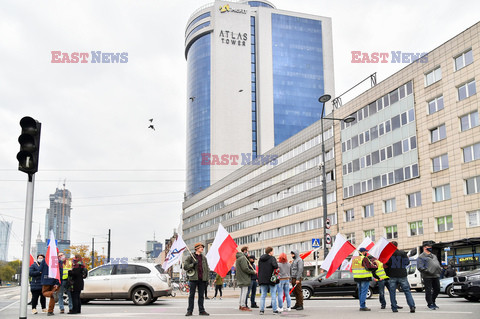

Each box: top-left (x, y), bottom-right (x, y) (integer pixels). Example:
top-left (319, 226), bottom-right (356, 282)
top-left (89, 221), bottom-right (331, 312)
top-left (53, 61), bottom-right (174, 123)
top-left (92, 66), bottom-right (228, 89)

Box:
top-left (189, 96), bottom-right (196, 101)
top-left (148, 125), bottom-right (155, 131)
top-left (149, 118), bottom-right (153, 122)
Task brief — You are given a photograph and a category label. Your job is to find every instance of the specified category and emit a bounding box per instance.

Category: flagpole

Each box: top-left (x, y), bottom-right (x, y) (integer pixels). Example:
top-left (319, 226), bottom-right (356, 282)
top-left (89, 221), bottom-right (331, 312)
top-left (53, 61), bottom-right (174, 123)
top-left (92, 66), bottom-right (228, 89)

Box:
top-left (19, 174), bottom-right (35, 319)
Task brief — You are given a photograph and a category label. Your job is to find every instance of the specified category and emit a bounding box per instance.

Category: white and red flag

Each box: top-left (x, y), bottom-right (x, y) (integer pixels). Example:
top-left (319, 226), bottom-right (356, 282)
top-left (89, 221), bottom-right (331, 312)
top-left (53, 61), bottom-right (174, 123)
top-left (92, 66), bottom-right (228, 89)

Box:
top-left (341, 237), bottom-right (374, 271)
top-left (206, 224), bottom-right (238, 277)
top-left (29, 253), bottom-right (35, 266)
top-left (45, 230), bottom-right (61, 282)
top-left (369, 237), bottom-right (397, 264)
top-left (321, 233), bottom-right (356, 278)
top-left (162, 235), bottom-right (187, 271)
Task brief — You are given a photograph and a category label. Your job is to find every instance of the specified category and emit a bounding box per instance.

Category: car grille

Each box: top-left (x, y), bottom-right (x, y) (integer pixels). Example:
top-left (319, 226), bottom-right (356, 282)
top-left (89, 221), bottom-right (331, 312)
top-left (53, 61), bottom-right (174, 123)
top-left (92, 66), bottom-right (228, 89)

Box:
top-left (454, 276), bottom-right (467, 282)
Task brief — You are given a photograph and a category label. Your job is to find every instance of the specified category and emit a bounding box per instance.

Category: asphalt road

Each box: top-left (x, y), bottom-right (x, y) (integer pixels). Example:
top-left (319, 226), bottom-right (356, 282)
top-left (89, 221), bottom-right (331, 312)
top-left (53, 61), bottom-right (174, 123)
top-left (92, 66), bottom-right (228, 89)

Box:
top-left (1, 286), bottom-right (479, 318)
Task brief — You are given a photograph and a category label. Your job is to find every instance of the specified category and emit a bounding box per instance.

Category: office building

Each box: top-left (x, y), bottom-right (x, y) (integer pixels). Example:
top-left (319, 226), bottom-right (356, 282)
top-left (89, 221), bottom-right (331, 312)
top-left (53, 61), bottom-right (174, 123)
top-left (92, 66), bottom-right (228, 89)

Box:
top-left (44, 187), bottom-right (72, 253)
top-left (182, 22), bottom-right (480, 267)
top-left (0, 220), bottom-right (12, 261)
top-left (185, 0), bottom-right (334, 197)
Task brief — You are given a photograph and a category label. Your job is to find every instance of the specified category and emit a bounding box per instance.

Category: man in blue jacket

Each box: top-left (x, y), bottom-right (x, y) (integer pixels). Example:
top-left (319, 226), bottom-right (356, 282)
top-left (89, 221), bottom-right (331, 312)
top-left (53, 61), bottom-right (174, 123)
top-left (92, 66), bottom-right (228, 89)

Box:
top-left (39, 257), bottom-right (62, 316)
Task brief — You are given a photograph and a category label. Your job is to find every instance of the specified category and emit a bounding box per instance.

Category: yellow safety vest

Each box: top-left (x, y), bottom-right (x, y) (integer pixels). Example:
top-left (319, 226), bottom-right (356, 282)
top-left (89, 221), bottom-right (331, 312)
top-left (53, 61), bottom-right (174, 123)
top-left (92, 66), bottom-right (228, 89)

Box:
top-left (62, 259), bottom-right (72, 280)
top-left (374, 260), bottom-right (389, 280)
top-left (351, 256), bottom-right (373, 279)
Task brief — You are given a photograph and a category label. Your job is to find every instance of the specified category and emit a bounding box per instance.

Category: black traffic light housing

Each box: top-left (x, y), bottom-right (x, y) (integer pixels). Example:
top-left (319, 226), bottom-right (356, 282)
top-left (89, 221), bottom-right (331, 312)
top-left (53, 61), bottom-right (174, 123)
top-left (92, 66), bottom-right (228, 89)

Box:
top-left (17, 116), bottom-right (41, 176)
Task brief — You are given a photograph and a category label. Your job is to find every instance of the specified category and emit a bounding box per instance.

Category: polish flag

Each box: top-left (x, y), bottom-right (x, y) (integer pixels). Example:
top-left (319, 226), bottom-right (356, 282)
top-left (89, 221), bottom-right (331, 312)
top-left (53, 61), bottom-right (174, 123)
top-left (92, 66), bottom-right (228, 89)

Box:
top-left (29, 254), bottom-right (35, 266)
top-left (369, 237), bottom-right (397, 264)
top-left (45, 230), bottom-right (61, 282)
top-left (300, 249), bottom-right (314, 259)
top-left (321, 233), bottom-right (356, 278)
top-left (206, 224), bottom-right (238, 277)
top-left (342, 237), bottom-right (374, 271)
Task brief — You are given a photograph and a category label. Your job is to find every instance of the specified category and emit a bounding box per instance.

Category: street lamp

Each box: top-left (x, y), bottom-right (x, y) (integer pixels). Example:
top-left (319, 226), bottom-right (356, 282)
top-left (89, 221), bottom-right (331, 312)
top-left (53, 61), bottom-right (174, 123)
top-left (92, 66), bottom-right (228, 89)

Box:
top-left (318, 94), bottom-right (355, 259)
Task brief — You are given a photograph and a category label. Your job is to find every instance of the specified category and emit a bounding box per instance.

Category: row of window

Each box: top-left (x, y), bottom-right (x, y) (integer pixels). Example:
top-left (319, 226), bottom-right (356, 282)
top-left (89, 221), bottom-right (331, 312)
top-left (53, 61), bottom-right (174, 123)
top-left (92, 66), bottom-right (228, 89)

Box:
top-left (184, 126), bottom-right (334, 216)
top-left (425, 66), bottom-right (476, 101)
top-left (341, 81), bottom-right (413, 130)
top-left (343, 135), bottom-right (417, 176)
top-left (425, 49), bottom-right (473, 86)
top-left (430, 141), bottom-right (480, 173)
top-left (343, 163), bottom-right (419, 198)
top-left (342, 108), bottom-right (415, 153)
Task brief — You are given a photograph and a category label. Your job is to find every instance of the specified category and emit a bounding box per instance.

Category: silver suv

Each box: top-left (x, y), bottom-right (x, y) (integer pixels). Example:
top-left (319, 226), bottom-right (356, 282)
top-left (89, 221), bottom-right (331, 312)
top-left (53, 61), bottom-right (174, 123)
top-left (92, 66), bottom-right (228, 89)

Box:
top-left (80, 262), bottom-right (172, 305)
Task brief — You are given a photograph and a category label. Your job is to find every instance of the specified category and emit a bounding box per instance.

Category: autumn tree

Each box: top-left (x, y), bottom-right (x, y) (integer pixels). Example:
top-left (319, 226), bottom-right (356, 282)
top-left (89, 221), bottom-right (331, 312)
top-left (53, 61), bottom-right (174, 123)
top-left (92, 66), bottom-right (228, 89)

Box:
top-left (64, 245), bottom-right (107, 270)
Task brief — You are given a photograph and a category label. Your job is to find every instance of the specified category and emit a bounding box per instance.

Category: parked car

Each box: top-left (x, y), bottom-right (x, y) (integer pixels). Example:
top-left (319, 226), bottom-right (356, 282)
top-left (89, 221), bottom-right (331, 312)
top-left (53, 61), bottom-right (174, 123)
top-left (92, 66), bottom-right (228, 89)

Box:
top-left (80, 262), bottom-right (172, 305)
top-left (297, 270), bottom-right (377, 300)
top-left (452, 269), bottom-right (480, 301)
top-left (439, 276), bottom-right (457, 298)
top-left (405, 258), bottom-right (423, 292)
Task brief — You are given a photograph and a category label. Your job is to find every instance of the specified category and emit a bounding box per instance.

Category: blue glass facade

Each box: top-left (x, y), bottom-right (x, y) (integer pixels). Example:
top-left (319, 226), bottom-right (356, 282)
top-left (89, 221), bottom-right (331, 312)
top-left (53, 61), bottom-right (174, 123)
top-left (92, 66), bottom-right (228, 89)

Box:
top-left (248, 1), bottom-right (274, 8)
top-left (186, 34), bottom-right (211, 197)
top-left (271, 14), bottom-right (324, 145)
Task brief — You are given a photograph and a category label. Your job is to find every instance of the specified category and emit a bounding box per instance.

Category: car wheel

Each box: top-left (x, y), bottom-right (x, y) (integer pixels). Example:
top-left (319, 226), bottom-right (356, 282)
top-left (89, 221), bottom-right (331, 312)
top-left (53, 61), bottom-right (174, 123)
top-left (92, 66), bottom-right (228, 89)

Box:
top-left (366, 287), bottom-right (373, 299)
top-left (302, 287), bottom-right (312, 300)
top-left (464, 296), bottom-right (480, 302)
top-left (132, 287), bottom-right (152, 305)
top-left (446, 285), bottom-right (457, 298)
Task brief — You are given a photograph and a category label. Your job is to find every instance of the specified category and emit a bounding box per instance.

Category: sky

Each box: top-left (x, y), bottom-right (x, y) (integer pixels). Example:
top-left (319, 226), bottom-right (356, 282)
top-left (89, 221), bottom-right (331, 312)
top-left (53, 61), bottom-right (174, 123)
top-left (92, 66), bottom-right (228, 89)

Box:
top-left (1, 0), bottom-right (479, 261)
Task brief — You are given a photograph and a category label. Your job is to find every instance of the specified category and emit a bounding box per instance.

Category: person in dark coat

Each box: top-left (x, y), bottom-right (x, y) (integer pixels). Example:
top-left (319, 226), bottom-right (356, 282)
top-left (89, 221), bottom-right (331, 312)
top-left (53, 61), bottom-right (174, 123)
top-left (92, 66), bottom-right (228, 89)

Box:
top-left (29, 254), bottom-right (46, 314)
top-left (39, 256), bottom-right (61, 316)
top-left (183, 242), bottom-right (210, 316)
top-left (68, 255), bottom-right (86, 314)
top-left (257, 247), bottom-right (278, 315)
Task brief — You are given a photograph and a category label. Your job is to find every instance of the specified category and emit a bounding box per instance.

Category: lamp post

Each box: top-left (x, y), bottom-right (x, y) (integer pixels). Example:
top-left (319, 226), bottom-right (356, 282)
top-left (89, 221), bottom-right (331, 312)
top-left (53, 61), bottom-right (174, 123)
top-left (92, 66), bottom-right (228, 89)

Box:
top-left (318, 94), bottom-right (355, 259)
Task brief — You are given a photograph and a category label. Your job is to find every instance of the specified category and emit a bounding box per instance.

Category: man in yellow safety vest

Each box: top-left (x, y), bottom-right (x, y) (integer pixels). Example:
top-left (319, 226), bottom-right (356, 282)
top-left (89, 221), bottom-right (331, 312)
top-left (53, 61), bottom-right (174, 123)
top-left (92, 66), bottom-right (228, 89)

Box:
top-left (58, 253), bottom-right (73, 314)
top-left (352, 247), bottom-right (375, 311)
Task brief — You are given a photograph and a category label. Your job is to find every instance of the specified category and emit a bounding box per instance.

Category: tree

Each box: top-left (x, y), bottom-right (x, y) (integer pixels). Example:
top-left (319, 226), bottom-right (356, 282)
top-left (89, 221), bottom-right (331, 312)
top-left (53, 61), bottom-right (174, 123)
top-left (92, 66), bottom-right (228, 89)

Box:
top-left (64, 245), bottom-right (107, 270)
top-left (0, 264), bottom-right (15, 282)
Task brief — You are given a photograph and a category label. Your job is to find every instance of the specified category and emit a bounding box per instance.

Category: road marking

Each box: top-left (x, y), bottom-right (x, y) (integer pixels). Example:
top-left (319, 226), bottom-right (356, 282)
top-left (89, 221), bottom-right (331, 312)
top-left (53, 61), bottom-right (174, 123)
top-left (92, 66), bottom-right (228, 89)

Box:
top-left (0, 300), bottom-right (19, 313)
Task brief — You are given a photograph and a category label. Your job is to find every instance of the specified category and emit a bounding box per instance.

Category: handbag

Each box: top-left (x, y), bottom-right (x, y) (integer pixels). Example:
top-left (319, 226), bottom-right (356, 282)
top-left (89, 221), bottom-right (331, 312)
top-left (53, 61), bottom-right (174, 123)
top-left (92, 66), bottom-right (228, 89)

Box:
top-left (270, 268), bottom-right (280, 284)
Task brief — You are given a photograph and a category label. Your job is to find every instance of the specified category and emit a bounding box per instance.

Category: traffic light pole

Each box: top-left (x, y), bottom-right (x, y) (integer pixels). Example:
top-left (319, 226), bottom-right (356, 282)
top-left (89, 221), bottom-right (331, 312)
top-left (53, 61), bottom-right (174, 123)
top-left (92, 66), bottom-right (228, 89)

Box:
top-left (19, 174), bottom-right (35, 319)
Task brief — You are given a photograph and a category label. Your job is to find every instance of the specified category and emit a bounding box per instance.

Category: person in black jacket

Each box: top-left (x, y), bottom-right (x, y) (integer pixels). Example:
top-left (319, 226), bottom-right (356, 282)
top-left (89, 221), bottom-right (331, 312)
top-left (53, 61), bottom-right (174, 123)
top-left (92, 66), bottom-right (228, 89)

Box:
top-left (257, 247), bottom-right (278, 315)
top-left (68, 255), bottom-right (86, 314)
top-left (385, 241), bottom-right (416, 313)
top-left (29, 254), bottom-right (46, 314)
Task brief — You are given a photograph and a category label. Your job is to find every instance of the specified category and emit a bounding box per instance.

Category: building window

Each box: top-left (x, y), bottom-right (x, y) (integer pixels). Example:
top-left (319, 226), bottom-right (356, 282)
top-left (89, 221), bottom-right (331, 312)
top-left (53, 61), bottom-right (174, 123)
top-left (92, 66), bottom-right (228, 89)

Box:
top-left (465, 176), bottom-right (480, 195)
top-left (428, 96), bottom-right (444, 115)
top-left (458, 79), bottom-right (476, 101)
top-left (409, 221), bottom-right (423, 236)
top-left (455, 49), bottom-right (473, 71)
top-left (434, 184), bottom-right (451, 202)
top-left (385, 225), bottom-right (398, 239)
top-left (364, 229), bottom-right (375, 241)
top-left (407, 191), bottom-right (422, 208)
top-left (467, 210), bottom-right (480, 227)
top-left (463, 142), bottom-right (480, 163)
top-left (436, 215), bottom-right (453, 232)
top-left (460, 111), bottom-right (479, 131)
top-left (425, 67), bottom-right (442, 86)
top-left (345, 209), bottom-right (354, 222)
top-left (327, 213), bottom-right (338, 225)
top-left (363, 204), bottom-right (374, 218)
top-left (384, 198), bottom-right (396, 214)
top-left (346, 232), bottom-right (356, 245)
top-left (432, 154), bottom-right (449, 172)
top-left (430, 124), bottom-right (446, 143)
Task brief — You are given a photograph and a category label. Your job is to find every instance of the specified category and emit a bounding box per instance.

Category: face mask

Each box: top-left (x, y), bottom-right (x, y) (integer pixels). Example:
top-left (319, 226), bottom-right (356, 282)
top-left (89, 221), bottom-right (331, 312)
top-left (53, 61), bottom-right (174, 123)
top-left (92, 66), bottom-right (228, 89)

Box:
top-left (37, 258), bottom-right (43, 263)
top-left (426, 248), bottom-right (433, 252)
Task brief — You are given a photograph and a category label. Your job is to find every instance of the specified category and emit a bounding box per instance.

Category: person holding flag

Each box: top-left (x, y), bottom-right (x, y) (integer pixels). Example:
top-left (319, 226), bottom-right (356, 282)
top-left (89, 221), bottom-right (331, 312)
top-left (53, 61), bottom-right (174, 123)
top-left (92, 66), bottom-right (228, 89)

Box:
top-left (29, 254), bottom-right (46, 314)
top-left (351, 248), bottom-right (376, 311)
top-left (184, 242), bottom-right (210, 317)
top-left (40, 231), bottom-right (62, 316)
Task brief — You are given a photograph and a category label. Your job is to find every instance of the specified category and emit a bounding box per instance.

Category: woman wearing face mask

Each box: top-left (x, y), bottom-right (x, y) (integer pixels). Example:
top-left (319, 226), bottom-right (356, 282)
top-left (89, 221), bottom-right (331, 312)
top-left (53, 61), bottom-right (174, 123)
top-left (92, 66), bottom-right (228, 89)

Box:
top-left (68, 255), bottom-right (87, 314)
top-left (29, 254), bottom-right (47, 314)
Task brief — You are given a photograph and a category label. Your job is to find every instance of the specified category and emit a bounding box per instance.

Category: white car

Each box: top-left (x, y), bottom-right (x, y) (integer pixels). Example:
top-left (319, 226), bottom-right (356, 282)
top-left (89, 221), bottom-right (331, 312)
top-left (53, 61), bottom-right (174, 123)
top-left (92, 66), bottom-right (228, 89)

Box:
top-left (80, 262), bottom-right (172, 305)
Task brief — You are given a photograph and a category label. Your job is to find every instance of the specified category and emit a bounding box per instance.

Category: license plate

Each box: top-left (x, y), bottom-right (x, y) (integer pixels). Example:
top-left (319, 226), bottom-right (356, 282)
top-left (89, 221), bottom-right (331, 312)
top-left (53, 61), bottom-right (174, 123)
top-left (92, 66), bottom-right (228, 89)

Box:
top-left (453, 284), bottom-right (463, 292)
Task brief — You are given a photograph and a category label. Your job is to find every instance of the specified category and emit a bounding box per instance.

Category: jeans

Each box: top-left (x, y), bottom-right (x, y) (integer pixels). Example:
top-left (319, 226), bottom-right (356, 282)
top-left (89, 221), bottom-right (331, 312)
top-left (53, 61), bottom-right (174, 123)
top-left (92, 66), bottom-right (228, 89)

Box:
top-left (259, 285), bottom-right (277, 312)
top-left (356, 281), bottom-right (370, 309)
top-left (239, 286), bottom-right (248, 307)
top-left (277, 279), bottom-right (291, 309)
top-left (58, 280), bottom-right (72, 311)
top-left (187, 280), bottom-right (207, 313)
top-left (246, 280), bottom-right (257, 306)
top-left (31, 289), bottom-right (46, 310)
top-left (214, 284), bottom-right (223, 297)
top-left (377, 280), bottom-right (393, 307)
top-left (388, 277), bottom-right (415, 310)
top-left (423, 277), bottom-right (440, 307)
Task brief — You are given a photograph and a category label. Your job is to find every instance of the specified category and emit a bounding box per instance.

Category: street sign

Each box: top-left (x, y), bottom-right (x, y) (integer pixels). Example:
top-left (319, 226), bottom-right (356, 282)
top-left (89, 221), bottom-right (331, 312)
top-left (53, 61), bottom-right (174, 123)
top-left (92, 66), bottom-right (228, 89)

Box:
top-left (312, 238), bottom-right (321, 248)
top-left (325, 218), bottom-right (331, 229)
top-left (325, 234), bottom-right (332, 244)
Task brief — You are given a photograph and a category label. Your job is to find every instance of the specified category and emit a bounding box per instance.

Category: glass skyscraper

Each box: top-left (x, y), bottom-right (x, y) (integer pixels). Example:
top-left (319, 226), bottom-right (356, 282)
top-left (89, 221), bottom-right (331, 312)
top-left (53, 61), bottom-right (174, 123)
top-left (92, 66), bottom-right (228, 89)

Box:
top-left (185, 0), bottom-right (334, 198)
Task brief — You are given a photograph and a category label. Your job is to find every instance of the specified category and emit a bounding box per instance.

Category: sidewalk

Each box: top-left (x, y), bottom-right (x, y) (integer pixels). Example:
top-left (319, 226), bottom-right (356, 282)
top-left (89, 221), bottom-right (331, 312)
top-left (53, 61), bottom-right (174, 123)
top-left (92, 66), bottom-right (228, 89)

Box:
top-left (173, 286), bottom-right (242, 299)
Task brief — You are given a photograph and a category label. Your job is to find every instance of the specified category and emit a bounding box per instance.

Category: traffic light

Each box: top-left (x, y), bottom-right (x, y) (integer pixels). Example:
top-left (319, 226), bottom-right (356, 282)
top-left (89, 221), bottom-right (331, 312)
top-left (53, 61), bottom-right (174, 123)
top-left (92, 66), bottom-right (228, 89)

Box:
top-left (313, 251), bottom-right (318, 259)
top-left (17, 116), bottom-right (41, 175)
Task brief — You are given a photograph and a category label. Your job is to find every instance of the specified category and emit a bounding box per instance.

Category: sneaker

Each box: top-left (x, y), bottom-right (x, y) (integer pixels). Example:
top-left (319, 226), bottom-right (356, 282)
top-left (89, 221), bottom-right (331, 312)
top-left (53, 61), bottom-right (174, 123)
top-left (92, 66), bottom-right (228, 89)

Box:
top-left (285, 307), bottom-right (291, 311)
top-left (410, 307), bottom-right (416, 313)
top-left (259, 311), bottom-right (264, 315)
top-left (212, 297), bottom-right (216, 300)
top-left (220, 297), bottom-right (222, 300)
top-left (276, 308), bottom-right (282, 313)
top-left (251, 304), bottom-right (258, 308)
top-left (42, 309), bottom-right (48, 313)
top-left (359, 307), bottom-right (371, 311)
top-left (273, 311), bottom-right (279, 314)
top-left (267, 305), bottom-right (272, 309)
top-left (433, 304), bottom-right (439, 309)
top-left (428, 306), bottom-right (436, 310)
top-left (185, 312), bottom-right (193, 316)
top-left (32, 309), bottom-right (38, 314)
top-left (199, 311), bottom-right (210, 316)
